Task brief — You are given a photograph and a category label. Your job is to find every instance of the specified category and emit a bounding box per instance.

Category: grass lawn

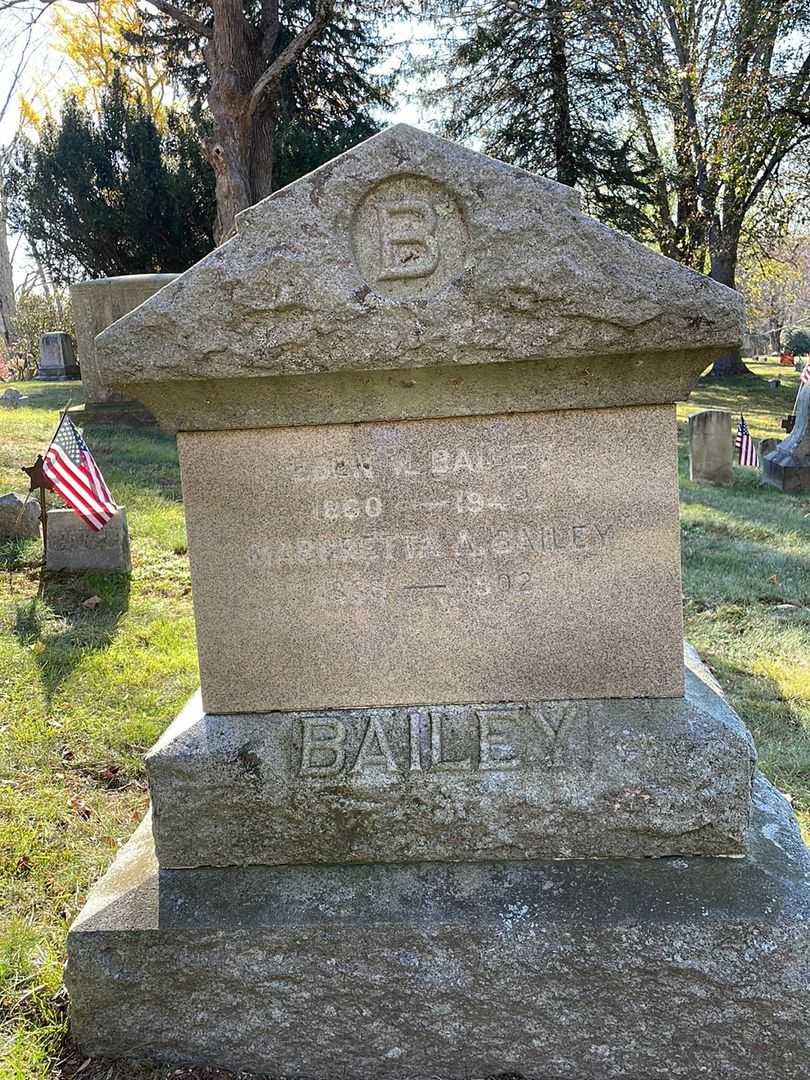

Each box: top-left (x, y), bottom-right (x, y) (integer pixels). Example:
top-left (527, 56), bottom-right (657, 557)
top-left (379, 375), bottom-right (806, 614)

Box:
top-left (1, 361), bottom-right (809, 1079)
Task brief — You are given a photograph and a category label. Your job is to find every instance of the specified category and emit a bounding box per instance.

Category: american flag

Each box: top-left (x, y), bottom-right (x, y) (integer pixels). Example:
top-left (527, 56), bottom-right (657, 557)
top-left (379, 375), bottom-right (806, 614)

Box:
top-left (735, 414), bottom-right (759, 468)
top-left (801, 362), bottom-right (810, 386)
top-left (42, 415), bottom-right (116, 531)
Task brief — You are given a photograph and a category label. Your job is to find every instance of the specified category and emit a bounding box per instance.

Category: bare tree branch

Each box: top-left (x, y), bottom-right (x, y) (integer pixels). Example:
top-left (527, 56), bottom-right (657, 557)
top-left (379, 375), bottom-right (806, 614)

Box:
top-left (247, 0), bottom-right (334, 118)
top-left (145, 0), bottom-right (212, 39)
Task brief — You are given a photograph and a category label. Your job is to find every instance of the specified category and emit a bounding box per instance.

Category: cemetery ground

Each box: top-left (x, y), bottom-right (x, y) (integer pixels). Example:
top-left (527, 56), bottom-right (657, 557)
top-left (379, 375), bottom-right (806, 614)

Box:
top-left (0, 361), bottom-right (809, 1079)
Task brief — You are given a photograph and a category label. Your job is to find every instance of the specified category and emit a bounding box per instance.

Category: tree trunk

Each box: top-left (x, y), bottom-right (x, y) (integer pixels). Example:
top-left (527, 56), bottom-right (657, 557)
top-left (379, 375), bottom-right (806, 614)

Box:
top-left (546, 0), bottom-right (577, 187)
top-left (0, 171), bottom-right (16, 351)
top-left (705, 226), bottom-right (752, 379)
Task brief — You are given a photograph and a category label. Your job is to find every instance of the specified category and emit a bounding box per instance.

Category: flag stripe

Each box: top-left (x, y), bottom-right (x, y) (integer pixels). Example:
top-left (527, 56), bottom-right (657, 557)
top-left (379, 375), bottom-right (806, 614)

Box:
top-left (42, 458), bottom-right (107, 529)
top-left (51, 443), bottom-right (115, 515)
top-left (40, 415), bottom-right (115, 532)
top-left (45, 445), bottom-right (112, 518)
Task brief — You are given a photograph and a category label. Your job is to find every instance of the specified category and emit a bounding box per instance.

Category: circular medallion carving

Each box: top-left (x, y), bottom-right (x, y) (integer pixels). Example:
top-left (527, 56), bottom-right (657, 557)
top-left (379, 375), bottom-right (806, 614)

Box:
top-left (351, 175), bottom-right (468, 300)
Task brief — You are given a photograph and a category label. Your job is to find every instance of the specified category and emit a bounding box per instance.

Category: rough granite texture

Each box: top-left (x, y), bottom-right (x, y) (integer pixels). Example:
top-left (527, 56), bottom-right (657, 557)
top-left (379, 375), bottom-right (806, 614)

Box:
top-left (95, 125), bottom-right (743, 433)
top-left (0, 493), bottom-right (40, 539)
top-left (762, 379), bottom-right (810, 493)
top-left (687, 408), bottom-right (733, 485)
top-left (179, 405), bottom-right (684, 713)
top-left (66, 773), bottom-right (810, 1078)
top-left (45, 507), bottom-right (131, 573)
top-left (147, 645), bottom-right (756, 866)
top-left (69, 274), bottom-right (178, 404)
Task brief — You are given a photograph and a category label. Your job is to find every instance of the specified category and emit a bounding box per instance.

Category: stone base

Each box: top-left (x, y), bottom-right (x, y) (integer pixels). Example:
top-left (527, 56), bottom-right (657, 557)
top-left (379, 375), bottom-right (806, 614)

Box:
top-left (66, 774), bottom-right (810, 1078)
top-left (147, 645), bottom-right (756, 866)
top-left (46, 507), bottom-right (131, 573)
top-left (762, 454), bottom-right (810, 493)
top-left (67, 401), bottom-right (156, 427)
top-left (34, 367), bottom-right (81, 381)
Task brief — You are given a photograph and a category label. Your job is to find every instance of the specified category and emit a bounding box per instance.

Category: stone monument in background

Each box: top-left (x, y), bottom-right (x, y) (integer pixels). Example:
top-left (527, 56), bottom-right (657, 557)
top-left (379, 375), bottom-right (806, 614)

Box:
top-left (688, 407), bottom-right (733, 484)
top-left (35, 332), bottom-right (80, 381)
top-left (762, 380), bottom-right (810, 493)
top-left (66, 126), bottom-right (809, 1078)
top-left (69, 273), bottom-right (178, 424)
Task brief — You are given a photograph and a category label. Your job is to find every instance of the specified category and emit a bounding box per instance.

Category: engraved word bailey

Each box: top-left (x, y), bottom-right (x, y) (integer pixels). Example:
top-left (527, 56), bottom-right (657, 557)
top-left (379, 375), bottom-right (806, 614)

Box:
top-left (351, 174), bottom-right (468, 300)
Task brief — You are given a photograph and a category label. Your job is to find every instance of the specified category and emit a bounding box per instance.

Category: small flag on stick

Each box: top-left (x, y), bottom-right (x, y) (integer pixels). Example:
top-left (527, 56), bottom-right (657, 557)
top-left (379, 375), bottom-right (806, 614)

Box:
top-left (735, 414), bottom-right (759, 468)
top-left (800, 362), bottom-right (810, 387)
top-left (42, 415), bottom-right (116, 531)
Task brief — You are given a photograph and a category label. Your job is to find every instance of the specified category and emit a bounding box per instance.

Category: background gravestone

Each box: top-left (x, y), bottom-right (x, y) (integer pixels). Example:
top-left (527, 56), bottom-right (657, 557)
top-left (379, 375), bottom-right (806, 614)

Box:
top-left (45, 508), bottom-right (131, 573)
top-left (688, 408), bottom-right (733, 484)
top-left (35, 332), bottom-right (80, 381)
top-left (69, 274), bottom-right (178, 424)
top-left (66, 126), bottom-right (809, 1079)
top-left (762, 380), bottom-right (810, 493)
top-left (0, 493), bottom-right (40, 540)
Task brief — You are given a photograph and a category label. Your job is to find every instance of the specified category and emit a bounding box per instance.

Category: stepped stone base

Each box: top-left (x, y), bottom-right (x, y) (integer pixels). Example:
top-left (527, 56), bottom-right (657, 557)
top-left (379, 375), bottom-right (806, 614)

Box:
top-left (66, 774), bottom-right (810, 1078)
top-left (147, 646), bottom-right (756, 867)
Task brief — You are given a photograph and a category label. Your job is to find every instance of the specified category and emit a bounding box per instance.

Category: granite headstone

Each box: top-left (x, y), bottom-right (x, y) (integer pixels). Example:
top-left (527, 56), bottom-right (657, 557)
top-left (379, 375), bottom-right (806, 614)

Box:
top-left (35, 332), bottom-right (79, 380)
top-left (688, 408), bottom-right (733, 484)
top-left (66, 126), bottom-right (809, 1078)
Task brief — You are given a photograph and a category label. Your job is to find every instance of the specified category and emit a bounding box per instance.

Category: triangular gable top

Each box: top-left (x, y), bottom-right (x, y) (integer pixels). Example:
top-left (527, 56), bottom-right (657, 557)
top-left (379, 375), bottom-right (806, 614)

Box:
top-left (97, 125), bottom-right (742, 430)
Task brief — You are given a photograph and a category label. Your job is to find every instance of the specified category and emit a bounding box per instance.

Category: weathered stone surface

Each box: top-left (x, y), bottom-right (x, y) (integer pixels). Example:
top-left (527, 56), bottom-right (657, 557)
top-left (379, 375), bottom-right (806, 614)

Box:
top-left (97, 125), bottom-right (742, 433)
top-left (0, 493), bottom-right (40, 540)
top-left (763, 380), bottom-right (810, 493)
top-left (688, 408), bottom-right (733, 484)
top-left (46, 508), bottom-right (131, 573)
top-left (760, 436), bottom-right (780, 458)
top-left (66, 774), bottom-right (810, 1078)
top-left (70, 273), bottom-right (178, 405)
top-left (0, 387), bottom-right (24, 408)
top-left (180, 405), bottom-right (684, 713)
top-left (36, 331), bottom-right (79, 380)
top-left (148, 645), bottom-right (755, 867)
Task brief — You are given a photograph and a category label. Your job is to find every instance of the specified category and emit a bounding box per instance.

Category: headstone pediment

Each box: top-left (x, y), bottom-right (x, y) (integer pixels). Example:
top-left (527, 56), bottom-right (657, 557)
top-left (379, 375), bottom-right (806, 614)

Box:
top-left (97, 124), bottom-right (742, 431)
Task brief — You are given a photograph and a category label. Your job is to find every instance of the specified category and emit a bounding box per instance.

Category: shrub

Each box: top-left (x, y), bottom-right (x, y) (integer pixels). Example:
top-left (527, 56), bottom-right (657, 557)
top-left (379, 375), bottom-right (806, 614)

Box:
top-left (779, 325), bottom-right (810, 356)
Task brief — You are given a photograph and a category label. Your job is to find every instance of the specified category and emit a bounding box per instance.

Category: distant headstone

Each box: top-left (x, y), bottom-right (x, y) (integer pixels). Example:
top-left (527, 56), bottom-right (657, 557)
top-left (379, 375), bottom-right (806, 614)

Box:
top-left (45, 507), bottom-right (131, 572)
top-left (0, 493), bottom-right (40, 540)
top-left (762, 380), bottom-right (810, 493)
top-left (36, 332), bottom-right (80, 381)
top-left (760, 437), bottom-right (780, 458)
top-left (65, 125), bottom-right (809, 1079)
top-left (768, 378), bottom-right (781, 389)
top-left (0, 387), bottom-right (25, 408)
top-left (688, 408), bottom-right (733, 484)
top-left (69, 274), bottom-right (178, 424)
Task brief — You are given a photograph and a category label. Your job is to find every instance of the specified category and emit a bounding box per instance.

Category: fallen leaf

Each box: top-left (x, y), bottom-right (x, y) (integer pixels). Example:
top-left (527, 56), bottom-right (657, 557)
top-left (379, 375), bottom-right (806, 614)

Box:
top-left (69, 795), bottom-right (92, 820)
top-left (82, 595), bottom-right (102, 609)
top-left (30, 640), bottom-right (45, 654)
top-left (768, 574), bottom-right (780, 584)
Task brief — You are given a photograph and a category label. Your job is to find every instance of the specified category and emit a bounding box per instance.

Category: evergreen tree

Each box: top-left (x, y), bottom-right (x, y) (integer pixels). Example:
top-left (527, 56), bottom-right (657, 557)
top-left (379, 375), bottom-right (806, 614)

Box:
top-left (419, 0), bottom-right (651, 238)
top-left (5, 73), bottom-right (216, 285)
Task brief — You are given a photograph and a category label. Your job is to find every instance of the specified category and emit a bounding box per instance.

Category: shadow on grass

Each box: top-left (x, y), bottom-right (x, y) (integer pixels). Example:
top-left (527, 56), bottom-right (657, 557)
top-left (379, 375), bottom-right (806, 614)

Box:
top-left (13, 571), bottom-right (130, 704)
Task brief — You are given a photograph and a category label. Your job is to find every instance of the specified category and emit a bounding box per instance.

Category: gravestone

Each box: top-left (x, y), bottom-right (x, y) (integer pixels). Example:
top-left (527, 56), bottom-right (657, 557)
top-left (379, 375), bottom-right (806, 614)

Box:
top-left (687, 408), bottom-right (733, 484)
top-left (66, 126), bottom-right (809, 1078)
top-left (763, 380), bottom-right (810, 493)
top-left (760, 436), bottom-right (780, 458)
top-left (45, 508), bottom-right (131, 572)
top-left (0, 387), bottom-right (25, 408)
top-left (69, 274), bottom-right (178, 424)
top-left (0, 493), bottom-right (40, 540)
top-left (35, 332), bottom-right (80, 381)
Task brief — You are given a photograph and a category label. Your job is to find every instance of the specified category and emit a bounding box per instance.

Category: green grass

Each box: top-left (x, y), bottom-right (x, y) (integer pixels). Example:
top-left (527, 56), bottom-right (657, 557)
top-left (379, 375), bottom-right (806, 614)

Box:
top-left (1, 362), bottom-right (809, 1078)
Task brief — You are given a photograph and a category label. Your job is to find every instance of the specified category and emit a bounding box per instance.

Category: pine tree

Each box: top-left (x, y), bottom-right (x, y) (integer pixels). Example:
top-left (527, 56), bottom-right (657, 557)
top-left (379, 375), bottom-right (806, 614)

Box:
top-left (5, 73), bottom-right (216, 284)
